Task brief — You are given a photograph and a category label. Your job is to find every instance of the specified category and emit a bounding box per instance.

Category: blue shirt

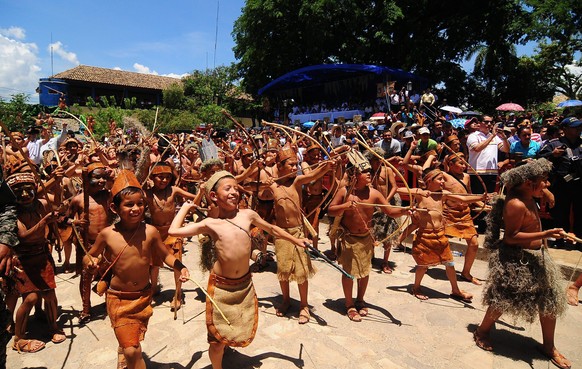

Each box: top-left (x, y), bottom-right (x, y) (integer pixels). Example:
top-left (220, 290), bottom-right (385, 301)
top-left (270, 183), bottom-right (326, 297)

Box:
top-left (510, 140), bottom-right (540, 158)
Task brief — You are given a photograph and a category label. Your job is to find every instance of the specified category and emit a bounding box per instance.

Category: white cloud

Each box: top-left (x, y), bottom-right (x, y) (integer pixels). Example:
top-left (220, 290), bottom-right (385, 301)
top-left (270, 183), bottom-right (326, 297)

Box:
top-left (132, 63), bottom-right (185, 79)
top-left (113, 66), bottom-right (122, 70)
top-left (0, 26), bottom-right (26, 40)
top-left (0, 34), bottom-right (41, 99)
top-left (48, 41), bottom-right (79, 65)
top-left (133, 62), bottom-right (158, 75)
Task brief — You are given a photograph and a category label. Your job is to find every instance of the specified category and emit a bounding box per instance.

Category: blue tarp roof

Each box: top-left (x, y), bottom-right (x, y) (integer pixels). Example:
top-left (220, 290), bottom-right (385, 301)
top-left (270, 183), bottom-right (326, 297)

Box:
top-left (258, 64), bottom-right (423, 95)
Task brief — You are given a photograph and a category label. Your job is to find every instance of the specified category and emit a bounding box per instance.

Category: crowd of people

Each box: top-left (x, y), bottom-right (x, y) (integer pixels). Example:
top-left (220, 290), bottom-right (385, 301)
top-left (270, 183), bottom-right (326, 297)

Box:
top-left (0, 104), bottom-right (580, 369)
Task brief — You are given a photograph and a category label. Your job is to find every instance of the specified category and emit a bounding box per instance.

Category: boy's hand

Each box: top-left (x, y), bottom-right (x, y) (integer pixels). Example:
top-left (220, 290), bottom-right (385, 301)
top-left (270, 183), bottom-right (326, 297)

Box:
top-left (296, 239), bottom-right (310, 248)
top-left (545, 228), bottom-right (565, 239)
top-left (179, 268), bottom-right (190, 282)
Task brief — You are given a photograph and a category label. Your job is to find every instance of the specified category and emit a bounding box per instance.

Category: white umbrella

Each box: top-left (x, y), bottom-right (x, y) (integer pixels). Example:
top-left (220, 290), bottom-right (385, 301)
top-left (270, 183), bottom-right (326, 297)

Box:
top-left (440, 105), bottom-right (462, 114)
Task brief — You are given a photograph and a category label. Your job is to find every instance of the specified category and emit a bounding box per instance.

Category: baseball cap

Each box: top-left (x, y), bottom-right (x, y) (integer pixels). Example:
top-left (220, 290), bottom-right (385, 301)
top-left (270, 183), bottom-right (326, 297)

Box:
top-left (418, 127), bottom-right (430, 135)
top-left (403, 130), bottom-right (414, 139)
top-left (560, 117), bottom-right (582, 128)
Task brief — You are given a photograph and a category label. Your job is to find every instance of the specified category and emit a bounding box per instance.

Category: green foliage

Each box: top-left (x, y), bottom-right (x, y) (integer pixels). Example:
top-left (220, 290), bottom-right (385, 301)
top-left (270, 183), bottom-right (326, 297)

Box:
top-left (0, 93), bottom-right (41, 132)
top-left (163, 83), bottom-right (186, 109)
top-left (86, 96), bottom-right (96, 109)
top-left (99, 96), bottom-right (109, 108)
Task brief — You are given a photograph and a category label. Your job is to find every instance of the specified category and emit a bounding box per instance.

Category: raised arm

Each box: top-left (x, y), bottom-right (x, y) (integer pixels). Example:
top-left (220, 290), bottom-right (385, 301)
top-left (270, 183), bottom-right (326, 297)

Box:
top-left (168, 201), bottom-right (210, 237)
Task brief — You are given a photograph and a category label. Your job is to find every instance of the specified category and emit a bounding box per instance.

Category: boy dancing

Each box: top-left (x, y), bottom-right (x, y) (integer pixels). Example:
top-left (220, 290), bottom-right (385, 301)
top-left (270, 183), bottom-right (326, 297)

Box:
top-left (169, 170), bottom-right (308, 369)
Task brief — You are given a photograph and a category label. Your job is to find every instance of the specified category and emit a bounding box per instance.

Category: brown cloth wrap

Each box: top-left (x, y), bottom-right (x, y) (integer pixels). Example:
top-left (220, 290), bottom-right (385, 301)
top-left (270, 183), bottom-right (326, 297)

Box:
top-left (443, 204), bottom-right (477, 239)
top-left (274, 226), bottom-right (315, 284)
top-left (338, 231), bottom-right (374, 279)
top-left (412, 228), bottom-right (453, 267)
top-left (206, 271), bottom-right (258, 347)
top-left (106, 286), bottom-right (153, 348)
top-left (13, 243), bottom-right (56, 294)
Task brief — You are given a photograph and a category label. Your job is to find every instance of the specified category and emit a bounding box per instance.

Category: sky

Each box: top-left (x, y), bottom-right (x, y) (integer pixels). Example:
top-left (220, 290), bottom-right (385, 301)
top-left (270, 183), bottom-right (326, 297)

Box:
top-left (1, 1), bottom-right (561, 105)
top-left (0, 0), bottom-right (246, 102)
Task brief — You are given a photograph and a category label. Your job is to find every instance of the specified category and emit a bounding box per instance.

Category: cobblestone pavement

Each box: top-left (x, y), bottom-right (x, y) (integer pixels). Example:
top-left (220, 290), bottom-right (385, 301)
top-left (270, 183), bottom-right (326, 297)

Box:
top-left (7, 219), bottom-right (582, 369)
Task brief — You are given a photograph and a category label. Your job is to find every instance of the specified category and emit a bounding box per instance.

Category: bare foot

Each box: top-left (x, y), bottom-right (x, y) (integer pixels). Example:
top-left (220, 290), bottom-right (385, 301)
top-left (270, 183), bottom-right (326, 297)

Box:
top-left (450, 290), bottom-right (473, 303)
top-left (566, 284), bottom-right (579, 306)
top-left (411, 286), bottom-right (428, 300)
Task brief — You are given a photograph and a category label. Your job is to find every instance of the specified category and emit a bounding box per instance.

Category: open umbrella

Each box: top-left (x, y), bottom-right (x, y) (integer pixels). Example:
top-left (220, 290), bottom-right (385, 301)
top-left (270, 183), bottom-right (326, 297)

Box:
top-left (448, 118), bottom-right (466, 129)
top-left (496, 103), bottom-right (524, 111)
top-left (440, 105), bottom-right (462, 114)
top-left (557, 100), bottom-right (582, 108)
top-left (369, 112), bottom-right (386, 121)
top-left (302, 121), bottom-right (315, 128)
top-left (460, 110), bottom-right (482, 116)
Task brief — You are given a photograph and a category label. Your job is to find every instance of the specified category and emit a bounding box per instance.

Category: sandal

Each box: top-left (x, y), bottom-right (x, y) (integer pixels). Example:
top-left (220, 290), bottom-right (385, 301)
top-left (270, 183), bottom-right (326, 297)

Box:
top-left (346, 306), bottom-right (362, 322)
top-left (12, 338), bottom-right (45, 353)
top-left (298, 306), bottom-right (310, 325)
top-left (381, 262), bottom-right (393, 274)
top-left (170, 297), bottom-right (182, 312)
top-left (276, 301), bottom-right (290, 317)
top-left (410, 286), bottom-right (429, 301)
top-left (537, 346), bottom-right (572, 369)
top-left (355, 301), bottom-right (368, 317)
top-left (473, 329), bottom-right (493, 351)
top-left (78, 312), bottom-right (91, 324)
top-left (51, 330), bottom-right (66, 343)
top-left (459, 274), bottom-right (482, 285)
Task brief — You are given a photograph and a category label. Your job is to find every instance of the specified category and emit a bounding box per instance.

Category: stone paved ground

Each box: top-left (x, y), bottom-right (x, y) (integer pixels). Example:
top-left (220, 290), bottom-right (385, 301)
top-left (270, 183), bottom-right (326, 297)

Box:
top-left (7, 219), bottom-right (582, 369)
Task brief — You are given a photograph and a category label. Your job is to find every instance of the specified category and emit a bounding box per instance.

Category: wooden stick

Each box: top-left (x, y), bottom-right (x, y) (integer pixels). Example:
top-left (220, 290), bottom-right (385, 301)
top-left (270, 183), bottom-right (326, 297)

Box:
top-left (186, 277), bottom-right (231, 326)
top-left (71, 221), bottom-right (94, 265)
top-left (352, 201), bottom-right (428, 211)
top-left (562, 232), bottom-right (582, 244)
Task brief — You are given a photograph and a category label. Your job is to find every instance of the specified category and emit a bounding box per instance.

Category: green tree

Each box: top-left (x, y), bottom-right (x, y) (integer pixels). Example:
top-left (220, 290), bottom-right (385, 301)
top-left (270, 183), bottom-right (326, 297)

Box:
top-left (163, 83), bottom-right (186, 110)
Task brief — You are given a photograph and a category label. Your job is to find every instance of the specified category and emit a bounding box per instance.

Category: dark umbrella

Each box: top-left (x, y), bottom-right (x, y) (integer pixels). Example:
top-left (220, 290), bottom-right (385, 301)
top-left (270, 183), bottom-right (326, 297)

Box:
top-left (460, 111), bottom-right (482, 117)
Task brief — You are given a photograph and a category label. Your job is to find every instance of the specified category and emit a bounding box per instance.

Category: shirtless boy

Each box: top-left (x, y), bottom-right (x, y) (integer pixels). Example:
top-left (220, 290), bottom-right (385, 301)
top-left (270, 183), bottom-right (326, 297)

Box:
top-left (84, 170), bottom-right (189, 369)
top-left (169, 171), bottom-right (308, 369)
top-left (68, 163), bottom-right (113, 322)
top-left (268, 146), bottom-right (334, 324)
top-left (364, 147), bottom-right (400, 274)
top-left (8, 169), bottom-right (66, 353)
top-left (442, 153), bottom-right (484, 285)
top-left (328, 151), bottom-right (409, 321)
top-left (399, 168), bottom-right (483, 302)
top-left (474, 159), bottom-right (571, 369)
top-left (145, 162), bottom-right (196, 310)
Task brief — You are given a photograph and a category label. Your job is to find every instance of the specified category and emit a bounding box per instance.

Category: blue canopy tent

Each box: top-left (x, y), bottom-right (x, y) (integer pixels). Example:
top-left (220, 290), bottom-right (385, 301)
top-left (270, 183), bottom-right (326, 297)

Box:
top-left (258, 64), bottom-right (426, 96)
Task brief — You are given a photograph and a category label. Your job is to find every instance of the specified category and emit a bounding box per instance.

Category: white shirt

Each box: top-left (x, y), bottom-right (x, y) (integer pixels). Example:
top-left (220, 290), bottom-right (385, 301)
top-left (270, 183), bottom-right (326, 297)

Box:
top-left (467, 131), bottom-right (502, 173)
top-left (330, 134), bottom-right (346, 148)
top-left (26, 138), bottom-right (42, 165)
top-left (39, 130), bottom-right (67, 160)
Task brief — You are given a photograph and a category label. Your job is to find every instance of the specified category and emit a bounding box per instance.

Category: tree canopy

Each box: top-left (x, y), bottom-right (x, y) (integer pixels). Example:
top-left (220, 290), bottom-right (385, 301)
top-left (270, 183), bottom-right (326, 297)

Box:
top-left (232, 0), bottom-right (581, 111)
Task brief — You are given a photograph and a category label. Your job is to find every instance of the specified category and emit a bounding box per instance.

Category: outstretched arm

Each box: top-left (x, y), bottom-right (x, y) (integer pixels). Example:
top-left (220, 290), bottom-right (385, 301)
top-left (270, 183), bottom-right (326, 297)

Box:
top-left (250, 210), bottom-right (308, 248)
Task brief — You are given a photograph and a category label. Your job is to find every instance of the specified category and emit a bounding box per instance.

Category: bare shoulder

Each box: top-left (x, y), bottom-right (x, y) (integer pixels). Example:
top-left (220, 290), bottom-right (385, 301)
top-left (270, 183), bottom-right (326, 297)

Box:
top-left (145, 223), bottom-right (161, 236)
top-left (504, 197), bottom-right (527, 213)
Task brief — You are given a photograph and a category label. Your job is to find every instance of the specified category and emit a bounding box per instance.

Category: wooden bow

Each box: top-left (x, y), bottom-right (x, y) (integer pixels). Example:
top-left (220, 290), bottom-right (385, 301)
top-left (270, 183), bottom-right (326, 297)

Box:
top-left (261, 120), bottom-right (339, 220)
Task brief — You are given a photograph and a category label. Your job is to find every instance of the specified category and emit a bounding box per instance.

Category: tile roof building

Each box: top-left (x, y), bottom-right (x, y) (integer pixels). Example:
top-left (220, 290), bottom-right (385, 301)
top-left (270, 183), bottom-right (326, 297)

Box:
top-left (38, 65), bottom-right (182, 107)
